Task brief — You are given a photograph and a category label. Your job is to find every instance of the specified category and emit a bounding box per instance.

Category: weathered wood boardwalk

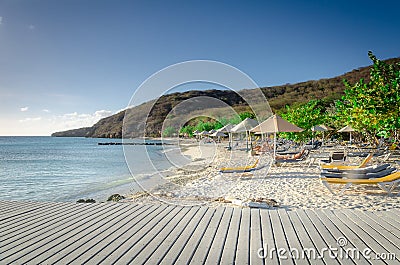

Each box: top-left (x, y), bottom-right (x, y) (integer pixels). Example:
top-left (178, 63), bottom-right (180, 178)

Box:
top-left (0, 201), bottom-right (399, 264)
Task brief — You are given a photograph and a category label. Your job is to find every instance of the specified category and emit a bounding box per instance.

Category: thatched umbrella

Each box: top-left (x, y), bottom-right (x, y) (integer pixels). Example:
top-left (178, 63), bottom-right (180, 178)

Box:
top-left (338, 125), bottom-right (355, 143)
top-left (250, 114), bottom-right (304, 158)
top-left (231, 118), bottom-right (258, 151)
top-left (211, 131), bottom-right (227, 142)
top-left (311, 124), bottom-right (334, 144)
top-left (217, 124), bottom-right (234, 148)
top-left (199, 130), bottom-right (209, 136)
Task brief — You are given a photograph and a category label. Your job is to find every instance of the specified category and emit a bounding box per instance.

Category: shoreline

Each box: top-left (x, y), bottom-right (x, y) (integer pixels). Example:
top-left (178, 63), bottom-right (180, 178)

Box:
top-left (117, 140), bottom-right (400, 211)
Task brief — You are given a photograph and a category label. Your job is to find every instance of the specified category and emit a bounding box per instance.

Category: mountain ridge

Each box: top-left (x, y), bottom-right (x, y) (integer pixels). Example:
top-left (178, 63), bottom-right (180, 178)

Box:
top-left (51, 57), bottom-right (400, 138)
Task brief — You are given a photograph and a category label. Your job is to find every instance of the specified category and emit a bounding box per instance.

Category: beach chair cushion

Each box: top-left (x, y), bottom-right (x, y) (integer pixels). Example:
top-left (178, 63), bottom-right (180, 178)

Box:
top-left (321, 171), bottom-right (400, 185)
top-left (324, 163), bottom-right (390, 174)
top-left (320, 171), bottom-right (400, 195)
top-left (321, 166), bottom-right (396, 179)
top-left (324, 163), bottom-right (391, 174)
top-left (219, 159), bottom-right (259, 173)
top-left (321, 153), bottom-right (373, 170)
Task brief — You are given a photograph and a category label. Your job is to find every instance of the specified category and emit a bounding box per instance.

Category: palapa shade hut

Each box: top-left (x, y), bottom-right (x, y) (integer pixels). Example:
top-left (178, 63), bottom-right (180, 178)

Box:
top-left (217, 124), bottom-right (234, 133)
top-left (338, 125), bottom-right (355, 143)
top-left (211, 131), bottom-right (227, 142)
top-left (231, 118), bottom-right (258, 151)
top-left (311, 124), bottom-right (334, 144)
top-left (217, 124), bottom-right (234, 148)
top-left (250, 114), bottom-right (304, 158)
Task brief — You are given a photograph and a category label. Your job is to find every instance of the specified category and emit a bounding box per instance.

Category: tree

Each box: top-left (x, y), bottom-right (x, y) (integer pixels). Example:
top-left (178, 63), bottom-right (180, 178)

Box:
top-left (179, 125), bottom-right (194, 137)
top-left (279, 99), bottom-right (326, 141)
top-left (239, 111), bottom-right (255, 121)
top-left (335, 51), bottom-right (400, 145)
top-left (162, 126), bottom-right (177, 137)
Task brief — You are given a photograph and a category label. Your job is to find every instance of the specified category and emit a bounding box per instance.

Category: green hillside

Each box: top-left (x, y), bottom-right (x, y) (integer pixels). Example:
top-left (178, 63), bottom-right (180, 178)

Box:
top-left (51, 57), bottom-right (400, 138)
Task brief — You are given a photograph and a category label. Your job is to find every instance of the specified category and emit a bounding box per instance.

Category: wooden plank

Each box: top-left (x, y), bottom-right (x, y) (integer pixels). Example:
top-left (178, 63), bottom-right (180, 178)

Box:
top-left (0, 200), bottom-right (44, 218)
top-left (269, 210), bottom-right (295, 265)
top-left (0, 203), bottom-right (110, 249)
top-left (296, 209), bottom-right (341, 265)
top-left (340, 210), bottom-right (400, 261)
top-left (375, 210), bottom-right (400, 226)
top-left (249, 209), bottom-right (263, 265)
top-left (329, 210), bottom-right (391, 264)
top-left (353, 210), bottom-right (400, 241)
top-left (259, 209), bottom-right (279, 265)
top-left (219, 207), bottom-right (242, 265)
top-left (277, 209), bottom-right (309, 265)
top-left (133, 206), bottom-right (201, 264)
top-left (204, 207), bottom-right (233, 265)
top-left (313, 210), bottom-right (370, 265)
top-left (2, 203), bottom-right (126, 264)
top-left (154, 207), bottom-right (209, 264)
top-left (320, 209), bottom-right (385, 265)
top-left (189, 207), bottom-right (226, 264)
top-left (0, 203), bottom-right (90, 240)
top-left (1, 201), bottom-right (399, 265)
top-left (363, 211), bottom-right (400, 239)
top-left (114, 206), bottom-right (186, 264)
top-left (0, 203), bottom-right (117, 263)
top-left (235, 208), bottom-right (251, 265)
top-left (1, 201), bottom-right (68, 215)
top-left (69, 204), bottom-right (159, 264)
top-left (171, 208), bottom-right (217, 264)
top-left (31, 204), bottom-right (145, 264)
top-left (286, 211), bottom-right (324, 265)
top-left (303, 210), bottom-right (355, 265)
top-left (160, 207), bottom-right (214, 265)
top-left (84, 204), bottom-right (170, 264)
top-left (0, 201), bottom-right (76, 228)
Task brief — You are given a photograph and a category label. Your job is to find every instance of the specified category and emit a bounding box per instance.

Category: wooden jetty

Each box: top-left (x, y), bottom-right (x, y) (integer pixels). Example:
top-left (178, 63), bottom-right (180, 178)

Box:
top-left (0, 201), bottom-right (399, 264)
top-left (98, 142), bottom-right (170, 146)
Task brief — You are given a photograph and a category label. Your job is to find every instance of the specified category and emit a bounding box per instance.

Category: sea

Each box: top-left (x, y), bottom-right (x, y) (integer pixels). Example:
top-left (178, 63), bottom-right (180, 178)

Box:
top-left (0, 136), bottom-right (177, 202)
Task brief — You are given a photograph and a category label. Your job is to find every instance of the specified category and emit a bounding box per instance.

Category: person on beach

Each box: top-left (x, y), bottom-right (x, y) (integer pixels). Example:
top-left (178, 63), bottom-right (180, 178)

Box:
top-left (275, 149), bottom-right (305, 160)
top-left (253, 141), bottom-right (273, 153)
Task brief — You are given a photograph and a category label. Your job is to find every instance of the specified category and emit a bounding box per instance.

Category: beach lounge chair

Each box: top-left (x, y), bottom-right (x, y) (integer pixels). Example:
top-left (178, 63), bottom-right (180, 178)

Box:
top-left (219, 159), bottom-right (259, 173)
top-left (320, 171), bottom-right (400, 195)
top-left (274, 149), bottom-right (310, 166)
top-left (331, 151), bottom-right (346, 162)
top-left (321, 153), bottom-right (373, 170)
top-left (321, 164), bottom-right (396, 179)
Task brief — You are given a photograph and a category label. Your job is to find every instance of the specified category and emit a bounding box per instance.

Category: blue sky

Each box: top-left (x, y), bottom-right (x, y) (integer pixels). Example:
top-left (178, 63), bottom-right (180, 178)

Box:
top-left (0, 0), bottom-right (399, 135)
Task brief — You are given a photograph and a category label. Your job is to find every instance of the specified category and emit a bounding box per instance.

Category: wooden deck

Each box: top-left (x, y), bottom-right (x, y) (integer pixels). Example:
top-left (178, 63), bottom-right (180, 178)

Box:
top-left (0, 201), bottom-right (399, 264)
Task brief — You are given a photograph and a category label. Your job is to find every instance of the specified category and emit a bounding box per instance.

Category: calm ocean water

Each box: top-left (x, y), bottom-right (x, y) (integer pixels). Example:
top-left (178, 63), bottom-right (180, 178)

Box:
top-left (0, 137), bottom-right (174, 202)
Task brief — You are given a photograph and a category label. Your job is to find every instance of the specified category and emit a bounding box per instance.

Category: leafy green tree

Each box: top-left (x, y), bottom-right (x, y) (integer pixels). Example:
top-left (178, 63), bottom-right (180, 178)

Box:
top-left (335, 51), bottom-right (400, 145)
top-left (239, 111), bottom-right (255, 120)
top-left (179, 125), bottom-right (194, 137)
top-left (279, 99), bottom-right (326, 141)
top-left (162, 126), bottom-right (177, 137)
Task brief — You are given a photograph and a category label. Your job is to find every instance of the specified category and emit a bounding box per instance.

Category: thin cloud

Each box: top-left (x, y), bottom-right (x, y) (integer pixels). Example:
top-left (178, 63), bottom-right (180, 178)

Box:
top-left (42, 109), bottom-right (50, 113)
top-left (0, 17), bottom-right (3, 25)
top-left (114, 106), bottom-right (131, 114)
top-left (28, 24), bottom-right (35, 30)
top-left (20, 107), bottom-right (29, 112)
top-left (19, 117), bottom-right (42, 122)
top-left (4, 110), bottom-right (114, 136)
top-left (51, 110), bottom-right (113, 130)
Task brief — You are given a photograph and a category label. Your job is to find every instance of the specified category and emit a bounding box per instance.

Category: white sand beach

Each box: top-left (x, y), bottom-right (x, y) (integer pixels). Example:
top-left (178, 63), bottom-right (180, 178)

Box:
top-left (126, 140), bottom-right (400, 211)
